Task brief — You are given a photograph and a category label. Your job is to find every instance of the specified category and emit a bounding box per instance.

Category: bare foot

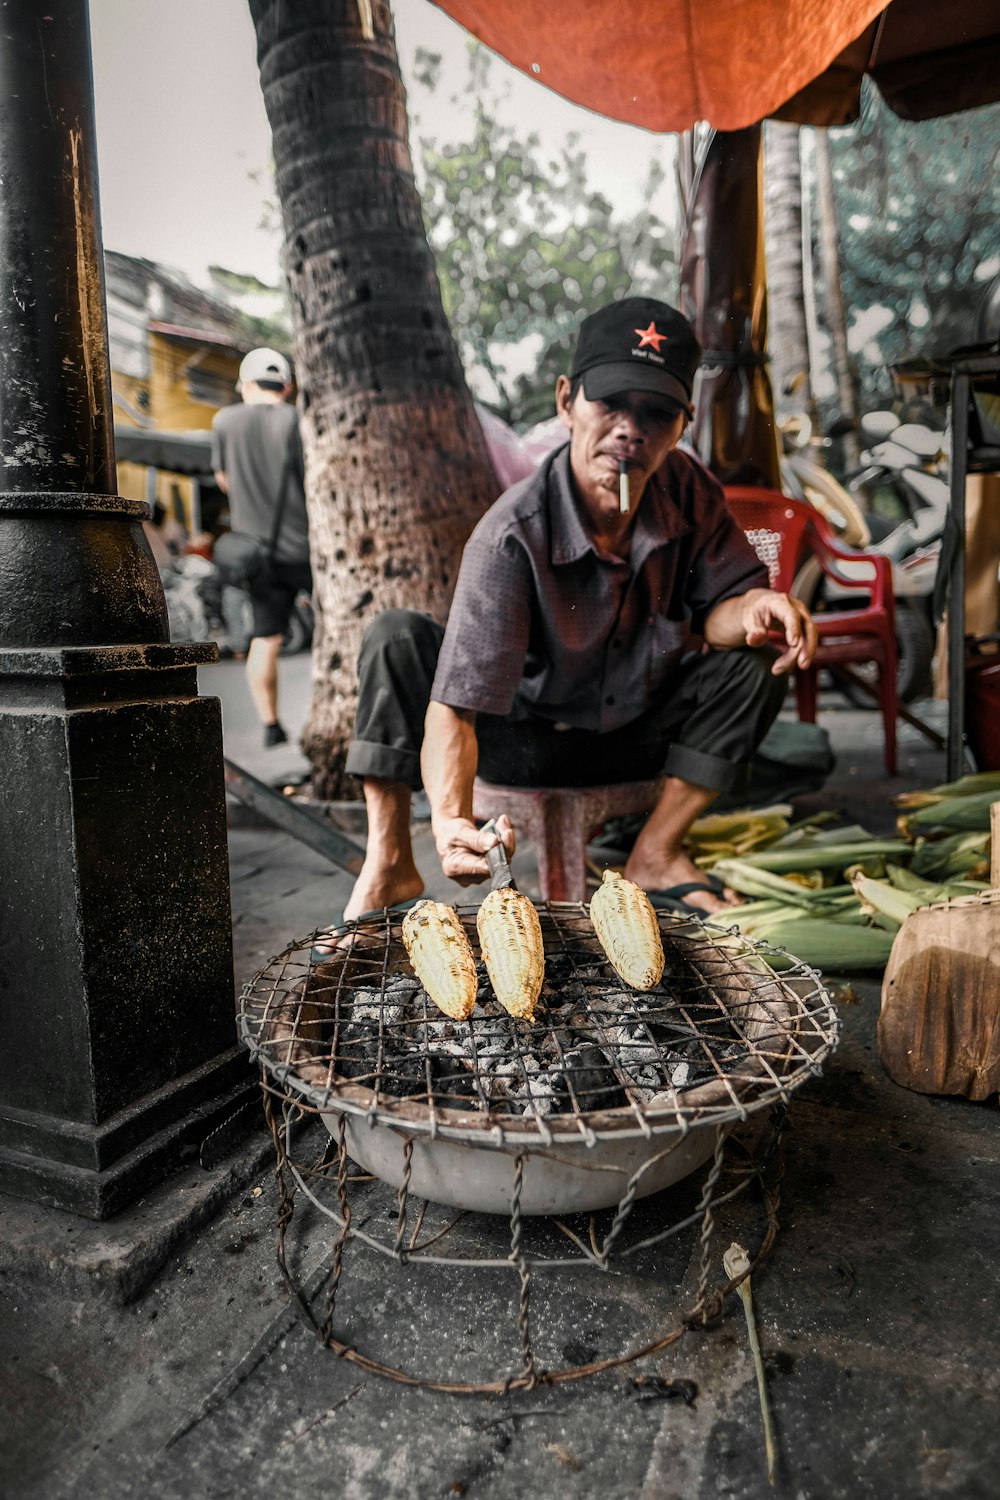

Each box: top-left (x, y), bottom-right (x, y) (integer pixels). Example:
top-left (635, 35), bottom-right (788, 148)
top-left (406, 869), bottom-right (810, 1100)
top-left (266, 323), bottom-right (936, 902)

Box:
top-left (313, 860), bottom-right (424, 955)
top-left (341, 861), bottom-right (424, 922)
top-left (622, 849), bottom-right (739, 915)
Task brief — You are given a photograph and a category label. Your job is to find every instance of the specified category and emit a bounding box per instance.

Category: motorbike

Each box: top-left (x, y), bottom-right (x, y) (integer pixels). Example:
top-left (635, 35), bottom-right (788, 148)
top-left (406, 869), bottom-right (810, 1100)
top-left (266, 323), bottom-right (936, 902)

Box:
top-left (159, 546), bottom-right (314, 658)
top-left (781, 411), bottom-right (948, 703)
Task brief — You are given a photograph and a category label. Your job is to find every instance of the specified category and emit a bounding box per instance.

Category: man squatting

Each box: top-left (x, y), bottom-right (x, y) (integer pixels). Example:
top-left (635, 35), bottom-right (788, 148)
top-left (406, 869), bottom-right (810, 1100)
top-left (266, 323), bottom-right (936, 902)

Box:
top-left (330, 297), bottom-right (817, 931)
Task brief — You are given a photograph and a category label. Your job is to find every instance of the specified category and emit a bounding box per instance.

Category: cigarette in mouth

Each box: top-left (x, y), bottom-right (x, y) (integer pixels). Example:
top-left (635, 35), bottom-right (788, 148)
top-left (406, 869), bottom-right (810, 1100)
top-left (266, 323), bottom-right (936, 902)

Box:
top-left (618, 459), bottom-right (630, 514)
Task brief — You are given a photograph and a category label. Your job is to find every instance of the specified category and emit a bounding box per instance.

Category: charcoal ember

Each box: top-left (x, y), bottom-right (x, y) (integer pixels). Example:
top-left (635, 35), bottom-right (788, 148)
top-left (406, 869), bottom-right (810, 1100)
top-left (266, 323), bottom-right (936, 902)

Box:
top-left (428, 1056), bottom-right (478, 1107)
top-left (520, 1068), bottom-right (566, 1117)
top-left (606, 1022), bottom-right (664, 1067)
top-left (376, 1050), bottom-right (476, 1104)
top-left (474, 960), bottom-right (493, 1005)
top-left (331, 1019), bottom-right (383, 1068)
top-left (468, 1016), bottom-right (514, 1060)
top-left (543, 950), bottom-right (608, 988)
top-left (383, 972), bottom-right (422, 1002)
top-left (424, 1017), bottom-right (459, 1044)
top-left (543, 977), bottom-right (593, 1011)
top-left (366, 1050), bottom-right (427, 1098)
top-left (660, 1036), bottom-right (711, 1066)
top-left (479, 1059), bottom-right (522, 1105)
top-left (561, 1044), bottom-right (622, 1112)
top-left (330, 1049), bottom-right (379, 1086)
top-left (620, 1064), bottom-right (665, 1103)
top-left (426, 1038), bottom-right (471, 1063)
top-left (545, 1026), bottom-right (579, 1055)
top-left (348, 986), bottom-right (405, 1027)
top-left (541, 950), bottom-right (576, 984)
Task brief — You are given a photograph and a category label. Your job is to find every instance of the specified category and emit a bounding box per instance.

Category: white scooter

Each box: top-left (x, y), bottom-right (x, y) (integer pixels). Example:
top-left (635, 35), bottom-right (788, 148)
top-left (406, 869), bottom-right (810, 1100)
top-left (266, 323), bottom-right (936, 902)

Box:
top-left (781, 411), bottom-right (948, 703)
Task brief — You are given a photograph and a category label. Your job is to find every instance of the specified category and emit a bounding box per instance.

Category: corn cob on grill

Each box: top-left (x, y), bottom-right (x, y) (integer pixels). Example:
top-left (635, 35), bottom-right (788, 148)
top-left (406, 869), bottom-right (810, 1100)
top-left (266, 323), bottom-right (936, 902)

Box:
top-left (401, 900), bottom-right (479, 1020)
top-left (589, 870), bottom-right (665, 991)
top-left (476, 886), bottom-right (545, 1020)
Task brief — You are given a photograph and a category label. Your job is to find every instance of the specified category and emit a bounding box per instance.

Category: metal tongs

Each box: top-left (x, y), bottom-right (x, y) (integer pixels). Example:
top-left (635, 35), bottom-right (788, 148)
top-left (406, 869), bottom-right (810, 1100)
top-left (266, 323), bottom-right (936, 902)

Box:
top-left (480, 818), bottom-right (517, 892)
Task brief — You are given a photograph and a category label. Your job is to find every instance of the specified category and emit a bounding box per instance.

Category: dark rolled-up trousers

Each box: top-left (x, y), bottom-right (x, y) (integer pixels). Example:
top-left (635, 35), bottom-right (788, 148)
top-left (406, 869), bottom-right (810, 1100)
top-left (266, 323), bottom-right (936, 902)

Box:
top-left (344, 609), bottom-right (787, 796)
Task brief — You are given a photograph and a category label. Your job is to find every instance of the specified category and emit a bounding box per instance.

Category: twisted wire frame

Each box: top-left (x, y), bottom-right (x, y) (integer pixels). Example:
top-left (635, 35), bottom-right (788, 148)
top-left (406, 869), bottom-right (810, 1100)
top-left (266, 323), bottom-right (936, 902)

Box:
top-left (241, 907), bottom-right (836, 1393)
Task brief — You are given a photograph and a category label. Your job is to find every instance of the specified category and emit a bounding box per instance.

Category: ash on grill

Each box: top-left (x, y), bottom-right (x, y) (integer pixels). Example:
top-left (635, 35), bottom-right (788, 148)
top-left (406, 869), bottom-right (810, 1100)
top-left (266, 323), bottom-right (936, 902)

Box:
top-left (304, 939), bottom-right (759, 1119)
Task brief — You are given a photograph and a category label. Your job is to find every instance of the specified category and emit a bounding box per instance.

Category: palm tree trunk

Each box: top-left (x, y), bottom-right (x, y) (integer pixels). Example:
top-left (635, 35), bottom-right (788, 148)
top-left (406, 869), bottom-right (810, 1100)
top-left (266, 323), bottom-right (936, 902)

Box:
top-left (763, 122), bottom-right (817, 433)
top-left (249, 0), bottom-right (497, 797)
top-left (813, 129), bottom-right (861, 469)
top-left (677, 124), bottom-right (781, 489)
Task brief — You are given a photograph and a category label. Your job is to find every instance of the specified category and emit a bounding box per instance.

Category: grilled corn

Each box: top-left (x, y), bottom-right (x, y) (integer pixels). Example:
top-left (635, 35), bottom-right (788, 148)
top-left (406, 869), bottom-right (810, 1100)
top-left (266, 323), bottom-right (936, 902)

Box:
top-left (476, 887), bottom-right (545, 1020)
top-left (401, 900), bottom-right (478, 1020)
top-left (589, 870), bottom-right (665, 991)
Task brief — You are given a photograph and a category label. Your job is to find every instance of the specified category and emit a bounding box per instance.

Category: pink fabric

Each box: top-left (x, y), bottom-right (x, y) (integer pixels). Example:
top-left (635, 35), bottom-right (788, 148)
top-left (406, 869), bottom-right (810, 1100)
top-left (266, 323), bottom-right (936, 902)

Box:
top-left (475, 403), bottom-right (538, 492)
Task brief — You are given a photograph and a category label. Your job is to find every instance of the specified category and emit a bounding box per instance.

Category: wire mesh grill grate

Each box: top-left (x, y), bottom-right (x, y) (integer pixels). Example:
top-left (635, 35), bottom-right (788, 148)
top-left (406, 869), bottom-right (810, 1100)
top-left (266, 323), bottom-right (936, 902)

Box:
top-left (240, 904), bottom-right (839, 1392)
top-left (241, 903), bottom-right (838, 1147)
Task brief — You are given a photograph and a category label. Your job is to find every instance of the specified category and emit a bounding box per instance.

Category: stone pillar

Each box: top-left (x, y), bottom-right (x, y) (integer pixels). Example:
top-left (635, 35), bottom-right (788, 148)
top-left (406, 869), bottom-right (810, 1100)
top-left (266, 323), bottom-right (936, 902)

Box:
top-left (0, 0), bottom-right (249, 1217)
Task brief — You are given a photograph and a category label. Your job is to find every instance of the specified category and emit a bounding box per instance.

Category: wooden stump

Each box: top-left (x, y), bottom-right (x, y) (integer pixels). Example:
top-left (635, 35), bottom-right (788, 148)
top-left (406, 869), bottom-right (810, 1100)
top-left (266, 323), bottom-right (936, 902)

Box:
top-left (877, 890), bottom-right (1000, 1099)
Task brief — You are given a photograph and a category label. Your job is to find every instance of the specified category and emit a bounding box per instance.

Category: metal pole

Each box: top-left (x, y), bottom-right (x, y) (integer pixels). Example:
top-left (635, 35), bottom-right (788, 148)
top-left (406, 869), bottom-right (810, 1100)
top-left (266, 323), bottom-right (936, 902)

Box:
top-left (0, 0), bottom-right (248, 1218)
top-left (947, 373), bottom-right (969, 780)
top-left (0, 2), bottom-right (115, 497)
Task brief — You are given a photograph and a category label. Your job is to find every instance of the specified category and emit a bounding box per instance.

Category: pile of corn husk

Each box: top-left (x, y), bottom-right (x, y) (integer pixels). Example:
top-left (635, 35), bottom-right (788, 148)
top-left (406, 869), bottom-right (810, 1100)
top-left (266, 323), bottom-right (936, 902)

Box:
top-left (690, 773), bottom-right (999, 972)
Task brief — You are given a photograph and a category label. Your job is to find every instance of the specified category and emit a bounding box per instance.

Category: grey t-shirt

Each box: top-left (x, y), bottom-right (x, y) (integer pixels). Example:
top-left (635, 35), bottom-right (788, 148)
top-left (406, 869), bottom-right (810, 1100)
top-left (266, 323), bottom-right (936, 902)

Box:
top-left (210, 401), bottom-right (309, 564)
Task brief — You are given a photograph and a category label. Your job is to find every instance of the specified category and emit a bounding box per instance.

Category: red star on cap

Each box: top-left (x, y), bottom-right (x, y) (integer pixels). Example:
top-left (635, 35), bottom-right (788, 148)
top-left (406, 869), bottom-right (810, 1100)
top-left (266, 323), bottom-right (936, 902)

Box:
top-left (634, 320), bottom-right (667, 352)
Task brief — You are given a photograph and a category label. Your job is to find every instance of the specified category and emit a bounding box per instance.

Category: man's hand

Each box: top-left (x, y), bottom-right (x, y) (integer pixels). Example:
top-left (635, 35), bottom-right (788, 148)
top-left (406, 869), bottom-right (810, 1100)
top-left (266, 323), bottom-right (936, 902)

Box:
top-left (741, 588), bottom-right (818, 674)
top-left (434, 813), bottom-right (516, 886)
top-left (705, 587), bottom-right (817, 675)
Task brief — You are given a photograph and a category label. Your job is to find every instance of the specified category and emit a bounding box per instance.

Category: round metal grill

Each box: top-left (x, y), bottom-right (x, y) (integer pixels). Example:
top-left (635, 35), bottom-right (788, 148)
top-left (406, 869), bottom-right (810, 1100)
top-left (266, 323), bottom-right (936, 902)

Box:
top-left (241, 904), bottom-right (837, 1150)
top-left (239, 904), bottom-right (839, 1391)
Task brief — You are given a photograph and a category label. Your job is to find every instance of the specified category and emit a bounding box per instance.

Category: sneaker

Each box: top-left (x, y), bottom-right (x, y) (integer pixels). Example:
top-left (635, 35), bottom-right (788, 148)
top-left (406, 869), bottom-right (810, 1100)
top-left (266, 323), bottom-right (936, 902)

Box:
top-left (263, 722), bottom-right (288, 747)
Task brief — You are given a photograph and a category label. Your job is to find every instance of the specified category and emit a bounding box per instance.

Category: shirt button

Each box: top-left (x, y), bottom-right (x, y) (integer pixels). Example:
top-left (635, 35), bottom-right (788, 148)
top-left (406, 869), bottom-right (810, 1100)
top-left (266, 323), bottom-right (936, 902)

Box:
top-left (605, 695), bottom-right (615, 706)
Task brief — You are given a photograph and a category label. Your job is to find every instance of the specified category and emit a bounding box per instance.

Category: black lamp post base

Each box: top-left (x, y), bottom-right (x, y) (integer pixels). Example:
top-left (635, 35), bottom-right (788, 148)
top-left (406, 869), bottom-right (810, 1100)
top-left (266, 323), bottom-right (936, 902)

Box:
top-left (0, 643), bottom-right (244, 1219)
top-left (0, 1051), bottom-right (258, 1219)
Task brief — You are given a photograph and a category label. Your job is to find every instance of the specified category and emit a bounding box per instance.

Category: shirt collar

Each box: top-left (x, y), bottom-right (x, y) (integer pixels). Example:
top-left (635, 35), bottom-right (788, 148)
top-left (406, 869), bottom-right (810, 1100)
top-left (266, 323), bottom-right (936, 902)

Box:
top-left (548, 445), bottom-right (693, 568)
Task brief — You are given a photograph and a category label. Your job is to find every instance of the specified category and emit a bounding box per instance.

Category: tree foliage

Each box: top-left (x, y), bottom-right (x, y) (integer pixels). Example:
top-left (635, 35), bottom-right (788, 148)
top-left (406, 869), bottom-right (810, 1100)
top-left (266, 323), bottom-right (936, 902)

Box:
top-left (411, 46), bottom-right (677, 428)
top-left (828, 86), bottom-right (1000, 403)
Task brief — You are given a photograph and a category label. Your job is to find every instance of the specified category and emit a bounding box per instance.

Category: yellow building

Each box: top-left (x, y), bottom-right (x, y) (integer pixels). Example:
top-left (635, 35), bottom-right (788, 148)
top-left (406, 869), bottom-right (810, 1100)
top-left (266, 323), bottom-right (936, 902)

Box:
top-left (106, 252), bottom-right (288, 535)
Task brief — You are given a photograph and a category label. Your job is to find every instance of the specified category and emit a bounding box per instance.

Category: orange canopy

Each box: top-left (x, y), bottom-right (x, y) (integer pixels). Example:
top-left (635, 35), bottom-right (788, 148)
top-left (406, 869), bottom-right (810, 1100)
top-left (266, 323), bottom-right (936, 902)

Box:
top-left (430, 0), bottom-right (1000, 130)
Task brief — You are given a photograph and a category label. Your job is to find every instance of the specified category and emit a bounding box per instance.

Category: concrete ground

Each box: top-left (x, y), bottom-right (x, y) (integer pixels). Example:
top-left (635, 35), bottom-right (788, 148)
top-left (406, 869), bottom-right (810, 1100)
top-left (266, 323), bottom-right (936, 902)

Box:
top-left (2, 659), bottom-right (998, 1500)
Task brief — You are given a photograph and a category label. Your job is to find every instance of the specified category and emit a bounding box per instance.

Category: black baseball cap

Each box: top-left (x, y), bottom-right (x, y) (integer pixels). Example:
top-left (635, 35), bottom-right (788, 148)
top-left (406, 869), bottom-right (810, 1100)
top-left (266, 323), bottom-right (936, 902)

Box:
top-left (570, 297), bottom-right (700, 413)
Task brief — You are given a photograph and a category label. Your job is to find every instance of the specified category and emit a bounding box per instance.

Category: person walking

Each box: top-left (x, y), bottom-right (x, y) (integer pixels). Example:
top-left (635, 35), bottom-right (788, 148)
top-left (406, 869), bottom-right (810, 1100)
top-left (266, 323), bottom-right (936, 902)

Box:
top-left (211, 348), bottom-right (311, 747)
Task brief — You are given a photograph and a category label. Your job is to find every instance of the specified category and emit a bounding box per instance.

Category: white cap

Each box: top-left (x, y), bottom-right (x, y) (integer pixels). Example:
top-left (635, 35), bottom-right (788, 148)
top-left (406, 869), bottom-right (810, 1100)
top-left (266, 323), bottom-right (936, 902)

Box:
top-left (238, 347), bottom-right (292, 387)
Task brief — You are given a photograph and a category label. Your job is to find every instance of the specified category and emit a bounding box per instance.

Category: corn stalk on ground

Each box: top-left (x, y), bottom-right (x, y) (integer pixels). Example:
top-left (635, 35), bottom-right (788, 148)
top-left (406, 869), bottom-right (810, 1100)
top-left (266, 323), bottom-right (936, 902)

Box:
top-left (680, 774), bottom-right (1000, 973)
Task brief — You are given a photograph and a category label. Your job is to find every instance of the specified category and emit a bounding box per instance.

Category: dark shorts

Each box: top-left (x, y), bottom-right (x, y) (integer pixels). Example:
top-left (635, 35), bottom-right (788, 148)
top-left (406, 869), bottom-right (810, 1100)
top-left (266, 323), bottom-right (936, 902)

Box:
top-left (345, 609), bottom-right (787, 796)
top-left (248, 558), bottom-right (312, 640)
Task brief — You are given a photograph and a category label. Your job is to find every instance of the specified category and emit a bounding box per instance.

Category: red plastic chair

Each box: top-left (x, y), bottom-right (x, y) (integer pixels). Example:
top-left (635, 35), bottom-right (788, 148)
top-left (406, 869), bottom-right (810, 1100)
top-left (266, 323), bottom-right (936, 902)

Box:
top-left (724, 486), bottom-right (898, 774)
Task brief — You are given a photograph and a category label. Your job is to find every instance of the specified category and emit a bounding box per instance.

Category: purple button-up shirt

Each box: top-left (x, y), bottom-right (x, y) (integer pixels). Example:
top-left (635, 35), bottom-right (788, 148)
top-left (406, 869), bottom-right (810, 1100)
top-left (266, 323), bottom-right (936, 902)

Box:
top-left (431, 443), bottom-right (767, 733)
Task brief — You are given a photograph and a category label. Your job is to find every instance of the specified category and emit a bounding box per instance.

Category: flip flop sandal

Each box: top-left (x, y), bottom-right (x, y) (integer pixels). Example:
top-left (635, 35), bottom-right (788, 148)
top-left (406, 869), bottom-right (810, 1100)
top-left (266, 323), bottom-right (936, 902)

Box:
top-left (642, 874), bottom-right (727, 919)
top-left (310, 896), bottom-right (423, 962)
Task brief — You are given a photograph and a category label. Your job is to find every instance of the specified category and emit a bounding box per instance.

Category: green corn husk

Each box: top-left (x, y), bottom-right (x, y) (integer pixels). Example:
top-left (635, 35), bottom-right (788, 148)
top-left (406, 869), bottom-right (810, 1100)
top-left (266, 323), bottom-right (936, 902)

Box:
top-left (687, 805), bottom-right (793, 863)
top-left (895, 771), bottom-right (1000, 810)
top-left (710, 859), bottom-right (832, 908)
top-left (711, 899), bottom-right (858, 940)
top-left (910, 831), bottom-right (991, 880)
top-left (901, 792), bottom-right (999, 836)
top-left (725, 840), bottom-right (910, 876)
top-left (706, 917), bottom-right (896, 973)
top-left (767, 821), bottom-right (875, 849)
top-left (851, 874), bottom-right (927, 928)
top-left (844, 857), bottom-right (889, 882)
top-left (884, 863), bottom-right (988, 899)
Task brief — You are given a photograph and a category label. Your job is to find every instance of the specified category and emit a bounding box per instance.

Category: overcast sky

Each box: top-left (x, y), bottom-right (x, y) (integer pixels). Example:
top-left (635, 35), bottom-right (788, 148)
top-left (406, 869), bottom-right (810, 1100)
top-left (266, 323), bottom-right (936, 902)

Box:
top-left (88, 0), bottom-right (673, 288)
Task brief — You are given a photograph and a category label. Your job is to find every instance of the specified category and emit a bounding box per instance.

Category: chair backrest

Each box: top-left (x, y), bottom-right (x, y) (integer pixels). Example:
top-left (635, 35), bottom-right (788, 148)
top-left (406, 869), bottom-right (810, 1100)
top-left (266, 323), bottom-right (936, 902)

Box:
top-left (724, 486), bottom-right (826, 592)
